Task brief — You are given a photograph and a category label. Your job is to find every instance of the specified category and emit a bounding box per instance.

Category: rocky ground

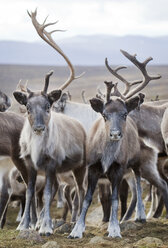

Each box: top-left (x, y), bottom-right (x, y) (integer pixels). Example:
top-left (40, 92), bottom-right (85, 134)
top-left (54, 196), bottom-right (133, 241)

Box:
top-left (1, 194), bottom-right (168, 248)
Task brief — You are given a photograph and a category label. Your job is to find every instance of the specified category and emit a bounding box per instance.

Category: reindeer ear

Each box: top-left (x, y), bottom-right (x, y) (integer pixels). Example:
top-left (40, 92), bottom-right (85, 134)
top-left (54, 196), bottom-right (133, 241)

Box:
top-left (125, 94), bottom-right (145, 113)
top-left (48, 90), bottom-right (62, 105)
top-left (13, 91), bottom-right (27, 106)
top-left (138, 93), bottom-right (145, 105)
top-left (90, 98), bottom-right (104, 113)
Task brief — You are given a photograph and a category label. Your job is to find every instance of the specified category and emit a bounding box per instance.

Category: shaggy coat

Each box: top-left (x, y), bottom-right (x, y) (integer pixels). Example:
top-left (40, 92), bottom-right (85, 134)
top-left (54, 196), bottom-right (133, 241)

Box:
top-left (20, 112), bottom-right (86, 172)
top-left (13, 89), bottom-right (87, 235)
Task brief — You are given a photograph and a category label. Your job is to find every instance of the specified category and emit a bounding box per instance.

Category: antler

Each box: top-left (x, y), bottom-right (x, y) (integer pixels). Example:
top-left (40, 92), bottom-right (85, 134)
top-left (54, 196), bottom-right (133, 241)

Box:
top-left (43, 70), bottom-right (53, 94)
top-left (27, 9), bottom-right (84, 91)
top-left (67, 91), bottom-right (72, 101)
top-left (105, 59), bottom-right (142, 96)
top-left (105, 50), bottom-right (161, 99)
top-left (104, 81), bottom-right (114, 102)
top-left (110, 83), bottom-right (125, 100)
top-left (96, 88), bottom-right (105, 100)
top-left (17, 80), bottom-right (28, 93)
top-left (81, 90), bottom-right (88, 104)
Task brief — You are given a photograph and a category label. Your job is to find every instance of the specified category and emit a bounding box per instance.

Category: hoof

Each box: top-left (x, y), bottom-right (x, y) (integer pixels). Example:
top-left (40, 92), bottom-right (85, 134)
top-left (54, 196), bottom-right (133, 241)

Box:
top-left (67, 235), bottom-right (79, 239)
top-left (108, 235), bottom-right (122, 239)
top-left (67, 235), bottom-right (73, 239)
top-left (46, 232), bottom-right (51, 237)
top-left (135, 218), bottom-right (146, 223)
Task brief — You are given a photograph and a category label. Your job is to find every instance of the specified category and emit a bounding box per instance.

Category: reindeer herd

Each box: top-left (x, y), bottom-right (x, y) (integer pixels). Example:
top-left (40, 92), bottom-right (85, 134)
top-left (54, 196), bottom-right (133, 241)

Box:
top-left (0, 9), bottom-right (168, 240)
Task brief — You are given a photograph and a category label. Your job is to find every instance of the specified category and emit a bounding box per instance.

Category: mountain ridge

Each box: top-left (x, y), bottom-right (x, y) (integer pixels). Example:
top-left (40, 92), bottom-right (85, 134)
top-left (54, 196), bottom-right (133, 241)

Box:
top-left (0, 35), bottom-right (168, 65)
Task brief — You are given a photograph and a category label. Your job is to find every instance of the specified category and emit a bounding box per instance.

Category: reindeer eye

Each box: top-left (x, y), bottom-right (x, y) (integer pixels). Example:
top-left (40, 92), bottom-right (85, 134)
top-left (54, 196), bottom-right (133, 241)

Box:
top-left (45, 103), bottom-right (50, 112)
top-left (122, 113), bottom-right (127, 119)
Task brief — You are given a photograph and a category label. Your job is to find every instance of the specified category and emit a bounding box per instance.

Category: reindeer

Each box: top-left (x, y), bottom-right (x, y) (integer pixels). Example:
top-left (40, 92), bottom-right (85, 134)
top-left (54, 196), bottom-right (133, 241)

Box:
top-left (104, 51), bottom-right (168, 219)
top-left (0, 90), bottom-right (11, 112)
top-left (69, 51), bottom-right (168, 239)
top-left (0, 111), bottom-right (30, 227)
top-left (12, 9), bottom-right (88, 237)
top-left (13, 68), bottom-right (87, 235)
top-left (14, 9), bottom-right (93, 226)
top-left (18, 85), bottom-right (138, 225)
top-left (0, 166), bottom-right (46, 228)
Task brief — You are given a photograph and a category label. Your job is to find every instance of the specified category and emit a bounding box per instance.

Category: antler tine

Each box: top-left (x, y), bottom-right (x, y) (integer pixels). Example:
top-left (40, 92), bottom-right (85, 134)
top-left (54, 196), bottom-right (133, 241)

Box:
top-left (17, 80), bottom-right (29, 93)
top-left (96, 93), bottom-right (104, 101)
top-left (105, 58), bottom-right (143, 96)
top-left (43, 70), bottom-right (54, 94)
top-left (67, 91), bottom-right (72, 101)
top-left (97, 88), bottom-right (105, 100)
top-left (111, 83), bottom-right (126, 100)
top-left (81, 90), bottom-right (88, 104)
top-left (16, 79), bottom-right (22, 90)
top-left (28, 9), bottom-right (84, 91)
top-left (120, 49), bottom-right (161, 99)
top-left (104, 81), bottom-right (114, 102)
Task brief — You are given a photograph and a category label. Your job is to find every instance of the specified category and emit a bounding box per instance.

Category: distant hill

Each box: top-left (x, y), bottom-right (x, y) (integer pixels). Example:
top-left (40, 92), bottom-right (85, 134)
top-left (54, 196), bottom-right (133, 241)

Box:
top-left (0, 35), bottom-right (168, 65)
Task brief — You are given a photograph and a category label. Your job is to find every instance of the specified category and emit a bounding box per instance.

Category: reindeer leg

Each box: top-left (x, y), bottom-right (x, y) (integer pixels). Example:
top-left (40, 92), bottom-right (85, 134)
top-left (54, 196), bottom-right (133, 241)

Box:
top-left (30, 195), bottom-right (37, 228)
top-left (71, 191), bottom-right (79, 222)
top-left (153, 194), bottom-right (164, 218)
top-left (0, 206), bottom-right (8, 229)
top-left (132, 168), bottom-right (146, 222)
top-left (62, 202), bottom-right (69, 222)
top-left (107, 163), bottom-right (124, 238)
top-left (72, 166), bottom-right (86, 222)
top-left (36, 175), bottom-right (58, 231)
top-left (141, 168), bottom-right (168, 218)
top-left (36, 189), bottom-right (44, 216)
top-left (147, 186), bottom-right (158, 219)
top-left (68, 162), bottom-right (102, 239)
top-left (0, 179), bottom-right (12, 228)
top-left (73, 166), bottom-right (86, 212)
top-left (16, 199), bottom-right (25, 222)
top-left (119, 178), bottom-right (128, 220)
top-left (17, 158), bottom-right (37, 231)
top-left (39, 162), bottom-right (56, 236)
top-left (98, 179), bottom-right (111, 222)
top-left (134, 171), bottom-right (146, 222)
top-left (63, 184), bottom-right (73, 215)
top-left (61, 187), bottom-right (75, 222)
top-left (57, 184), bottom-right (64, 209)
top-left (121, 173), bottom-right (137, 221)
top-left (140, 146), bottom-right (168, 219)
top-left (152, 156), bottom-right (168, 218)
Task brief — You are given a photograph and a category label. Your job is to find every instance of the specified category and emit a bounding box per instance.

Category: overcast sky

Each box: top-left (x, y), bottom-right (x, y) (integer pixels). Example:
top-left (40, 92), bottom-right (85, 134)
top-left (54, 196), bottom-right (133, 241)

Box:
top-left (1, 0), bottom-right (168, 42)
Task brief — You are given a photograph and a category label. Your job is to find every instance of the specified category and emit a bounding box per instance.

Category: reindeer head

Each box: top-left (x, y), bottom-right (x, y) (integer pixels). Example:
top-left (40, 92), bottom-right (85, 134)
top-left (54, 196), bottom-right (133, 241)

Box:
top-left (13, 71), bottom-right (61, 135)
top-left (90, 50), bottom-right (161, 141)
top-left (52, 93), bottom-right (68, 112)
top-left (90, 93), bottom-right (144, 141)
top-left (0, 91), bottom-right (11, 112)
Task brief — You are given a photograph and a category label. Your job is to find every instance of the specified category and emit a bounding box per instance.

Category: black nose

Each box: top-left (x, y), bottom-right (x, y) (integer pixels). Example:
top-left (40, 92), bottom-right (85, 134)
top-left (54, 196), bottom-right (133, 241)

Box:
top-left (33, 125), bottom-right (45, 132)
top-left (0, 105), bottom-right (6, 112)
top-left (110, 130), bottom-right (122, 140)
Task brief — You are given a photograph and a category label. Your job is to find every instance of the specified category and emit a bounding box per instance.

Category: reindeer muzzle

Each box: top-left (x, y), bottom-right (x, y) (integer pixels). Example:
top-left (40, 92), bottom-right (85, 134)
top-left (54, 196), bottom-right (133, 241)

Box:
top-left (33, 125), bottom-right (45, 135)
top-left (110, 130), bottom-right (122, 141)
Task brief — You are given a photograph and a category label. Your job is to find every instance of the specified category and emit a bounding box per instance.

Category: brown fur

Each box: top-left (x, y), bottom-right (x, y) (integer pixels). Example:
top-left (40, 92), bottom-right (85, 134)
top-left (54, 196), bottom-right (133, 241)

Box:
top-left (0, 112), bottom-right (27, 183)
top-left (130, 102), bottom-right (168, 153)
